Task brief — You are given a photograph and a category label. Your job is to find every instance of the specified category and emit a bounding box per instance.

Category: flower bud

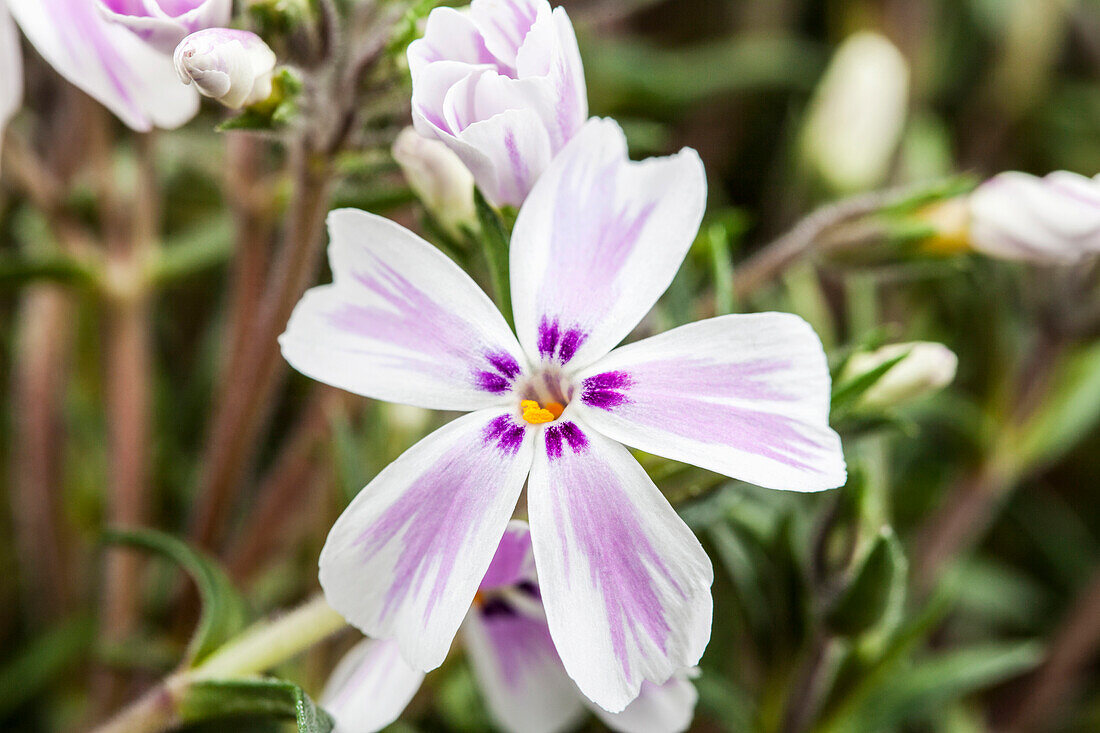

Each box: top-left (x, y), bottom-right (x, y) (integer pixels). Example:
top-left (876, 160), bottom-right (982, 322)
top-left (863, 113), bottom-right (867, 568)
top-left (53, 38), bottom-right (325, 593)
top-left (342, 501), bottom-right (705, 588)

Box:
top-left (174, 29), bottom-right (277, 109)
top-left (968, 171), bottom-right (1100, 264)
top-left (392, 127), bottom-right (477, 239)
top-left (407, 0), bottom-right (588, 208)
top-left (97, 0), bottom-right (232, 55)
top-left (842, 342), bottom-right (957, 410)
top-left (801, 32), bottom-right (910, 193)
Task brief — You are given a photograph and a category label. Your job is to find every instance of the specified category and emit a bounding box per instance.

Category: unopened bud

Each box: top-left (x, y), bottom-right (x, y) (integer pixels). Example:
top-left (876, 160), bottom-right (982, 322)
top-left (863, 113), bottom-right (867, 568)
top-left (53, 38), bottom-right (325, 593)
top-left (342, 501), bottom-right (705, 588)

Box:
top-left (843, 342), bottom-right (957, 410)
top-left (801, 32), bottom-right (910, 193)
top-left (392, 127), bottom-right (477, 239)
top-left (174, 29), bottom-right (276, 109)
top-left (968, 171), bottom-right (1100, 264)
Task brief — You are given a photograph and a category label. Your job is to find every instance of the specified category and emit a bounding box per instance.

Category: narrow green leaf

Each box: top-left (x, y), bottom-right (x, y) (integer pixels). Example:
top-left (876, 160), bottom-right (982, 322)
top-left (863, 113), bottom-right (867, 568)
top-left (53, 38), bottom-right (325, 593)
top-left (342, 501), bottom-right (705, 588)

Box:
top-left (180, 678), bottom-right (334, 733)
top-left (825, 528), bottom-right (907, 638)
top-left (1013, 341), bottom-right (1100, 471)
top-left (831, 351), bottom-right (909, 414)
top-left (471, 188), bottom-right (513, 330)
top-left (102, 528), bottom-right (248, 666)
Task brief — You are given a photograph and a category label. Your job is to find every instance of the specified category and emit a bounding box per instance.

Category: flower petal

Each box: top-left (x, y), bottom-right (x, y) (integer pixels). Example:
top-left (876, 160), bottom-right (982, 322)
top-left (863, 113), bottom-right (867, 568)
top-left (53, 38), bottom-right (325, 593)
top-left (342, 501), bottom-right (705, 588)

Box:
top-left (321, 638), bottom-right (425, 733)
top-left (527, 418), bottom-right (713, 712)
top-left (574, 313), bottom-right (846, 491)
top-left (509, 118), bottom-right (707, 370)
top-left (97, 0), bottom-right (232, 55)
top-left (9, 0), bottom-right (198, 131)
top-left (462, 601), bottom-right (586, 733)
top-left (0, 2), bottom-right (22, 148)
top-left (480, 520), bottom-right (538, 592)
top-left (280, 209), bottom-right (526, 411)
top-left (590, 674), bottom-right (699, 733)
top-left (319, 409), bottom-right (535, 671)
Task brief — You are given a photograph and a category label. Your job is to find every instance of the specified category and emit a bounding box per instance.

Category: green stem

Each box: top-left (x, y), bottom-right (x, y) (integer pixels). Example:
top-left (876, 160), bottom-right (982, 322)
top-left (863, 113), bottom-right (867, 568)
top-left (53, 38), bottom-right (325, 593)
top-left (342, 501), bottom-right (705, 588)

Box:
top-left (90, 594), bottom-right (347, 733)
top-left (473, 189), bottom-right (514, 330)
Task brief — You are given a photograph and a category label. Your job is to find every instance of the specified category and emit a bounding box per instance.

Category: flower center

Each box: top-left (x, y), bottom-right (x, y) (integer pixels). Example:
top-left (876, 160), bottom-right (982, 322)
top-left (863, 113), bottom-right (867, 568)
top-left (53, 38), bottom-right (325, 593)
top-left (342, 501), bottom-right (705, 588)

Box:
top-left (521, 400), bottom-right (564, 424)
top-left (515, 367), bottom-right (574, 425)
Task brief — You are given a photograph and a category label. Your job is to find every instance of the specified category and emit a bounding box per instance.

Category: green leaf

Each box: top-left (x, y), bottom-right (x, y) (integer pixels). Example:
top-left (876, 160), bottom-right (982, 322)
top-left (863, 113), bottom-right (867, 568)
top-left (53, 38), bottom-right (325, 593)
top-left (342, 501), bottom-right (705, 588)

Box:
top-left (470, 188), bottom-right (513, 330)
top-left (102, 528), bottom-right (248, 666)
top-left (180, 678), bottom-right (334, 733)
top-left (825, 528), bottom-right (907, 638)
top-left (217, 70), bottom-right (303, 133)
top-left (831, 352), bottom-right (909, 415)
top-left (1013, 341), bottom-right (1100, 471)
top-left (852, 642), bottom-right (1043, 731)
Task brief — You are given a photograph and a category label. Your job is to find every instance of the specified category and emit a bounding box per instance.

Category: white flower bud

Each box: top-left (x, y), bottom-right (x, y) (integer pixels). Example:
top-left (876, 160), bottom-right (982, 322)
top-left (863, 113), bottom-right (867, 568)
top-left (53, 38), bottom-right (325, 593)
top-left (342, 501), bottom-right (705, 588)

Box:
top-left (392, 127), bottom-right (478, 239)
top-left (801, 32), bottom-right (910, 193)
top-left (968, 171), bottom-right (1100, 264)
top-left (843, 342), bottom-right (957, 410)
top-left (173, 28), bottom-right (276, 109)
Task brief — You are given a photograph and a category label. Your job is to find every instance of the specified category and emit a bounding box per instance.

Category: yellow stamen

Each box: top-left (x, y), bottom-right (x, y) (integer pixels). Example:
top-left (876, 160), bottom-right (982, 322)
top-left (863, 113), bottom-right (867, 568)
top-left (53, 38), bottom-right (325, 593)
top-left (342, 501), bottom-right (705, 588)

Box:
top-left (521, 399), bottom-right (565, 424)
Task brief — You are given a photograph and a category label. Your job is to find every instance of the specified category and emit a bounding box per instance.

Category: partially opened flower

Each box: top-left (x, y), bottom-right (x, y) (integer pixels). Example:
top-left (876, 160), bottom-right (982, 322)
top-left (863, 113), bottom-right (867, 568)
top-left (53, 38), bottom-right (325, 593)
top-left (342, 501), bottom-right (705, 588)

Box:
top-left (281, 118), bottom-right (846, 711)
top-left (969, 171), bottom-right (1100, 264)
top-left (4, 0), bottom-right (198, 132)
top-left (322, 522), bottom-right (699, 733)
top-left (97, 0), bottom-right (232, 54)
top-left (407, 0), bottom-right (587, 208)
top-left (174, 28), bottom-right (277, 109)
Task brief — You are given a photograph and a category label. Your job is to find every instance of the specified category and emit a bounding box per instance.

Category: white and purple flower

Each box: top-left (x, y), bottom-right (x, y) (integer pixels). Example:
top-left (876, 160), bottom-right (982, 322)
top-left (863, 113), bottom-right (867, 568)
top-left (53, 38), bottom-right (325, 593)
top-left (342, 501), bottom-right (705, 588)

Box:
top-left (4, 0), bottom-right (198, 131)
top-left (280, 118), bottom-right (846, 711)
top-left (322, 522), bottom-right (699, 733)
top-left (407, 0), bottom-right (588, 208)
top-left (969, 171), bottom-right (1100, 264)
top-left (97, 0), bottom-right (232, 55)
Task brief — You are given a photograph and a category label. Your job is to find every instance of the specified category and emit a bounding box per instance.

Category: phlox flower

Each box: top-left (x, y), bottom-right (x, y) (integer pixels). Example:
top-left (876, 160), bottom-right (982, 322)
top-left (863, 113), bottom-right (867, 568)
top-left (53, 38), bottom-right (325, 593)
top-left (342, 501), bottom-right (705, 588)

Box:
top-left (96, 0), bottom-right (232, 54)
top-left (280, 118), bottom-right (846, 711)
top-left (322, 522), bottom-right (699, 733)
top-left (3, 0), bottom-right (198, 132)
top-left (969, 171), bottom-right (1100, 264)
top-left (174, 28), bottom-right (277, 109)
top-left (408, 0), bottom-right (587, 208)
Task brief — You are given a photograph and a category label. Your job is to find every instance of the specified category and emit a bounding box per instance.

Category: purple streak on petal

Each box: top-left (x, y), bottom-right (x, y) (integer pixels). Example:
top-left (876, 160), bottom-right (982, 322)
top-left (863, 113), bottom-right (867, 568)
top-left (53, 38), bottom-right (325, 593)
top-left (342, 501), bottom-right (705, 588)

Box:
top-left (582, 371), bottom-right (635, 410)
top-left (480, 524), bottom-right (535, 591)
top-left (484, 415), bottom-right (527, 455)
top-left (355, 416), bottom-right (524, 624)
top-left (536, 317), bottom-right (588, 365)
top-left (537, 317), bottom-right (560, 359)
top-left (627, 357), bottom-right (797, 402)
top-left (486, 351), bottom-right (522, 380)
top-left (545, 431), bottom-right (683, 678)
top-left (477, 372), bottom-right (511, 394)
top-left (326, 256), bottom-right (518, 394)
top-left (479, 610), bottom-right (559, 691)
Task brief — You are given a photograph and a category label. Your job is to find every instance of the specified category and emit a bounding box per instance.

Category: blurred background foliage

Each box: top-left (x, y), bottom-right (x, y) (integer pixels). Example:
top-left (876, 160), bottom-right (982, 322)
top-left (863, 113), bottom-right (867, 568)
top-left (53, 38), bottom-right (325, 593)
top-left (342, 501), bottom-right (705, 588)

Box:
top-left (3, 0), bottom-right (1100, 731)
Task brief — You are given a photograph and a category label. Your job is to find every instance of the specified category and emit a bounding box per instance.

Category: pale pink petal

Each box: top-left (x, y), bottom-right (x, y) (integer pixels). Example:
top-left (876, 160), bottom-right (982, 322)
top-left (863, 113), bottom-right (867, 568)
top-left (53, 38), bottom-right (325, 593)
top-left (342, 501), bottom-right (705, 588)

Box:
top-left (280, 209), bottom-right (527, 412)
top-left (590, 674), bottom-right (699, 733)
top-left (527, 418), bottom-right (713, 712)
top-left (9, 0), bottom-right (198, 131)
top-left (0, 2), bottom-right (22, 149)
top-left (97, 0), bottom-right (231, 54)
top-left (509, 118), bottom-right (707, 371)
top-left (407, 7), bottom-right (499, 80)
top-left (480, 520), bottom-right (538, 592)
top-left (574, 313), bottom-right (845, 492)
top-left (468, 0), bottom-right (543, 72)
top-left (462, 602), bottom-right (585, 733)
top-left (319, 409), bottom-right (535, 671)
top-left (321, 638), bottom-right (425, 733)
